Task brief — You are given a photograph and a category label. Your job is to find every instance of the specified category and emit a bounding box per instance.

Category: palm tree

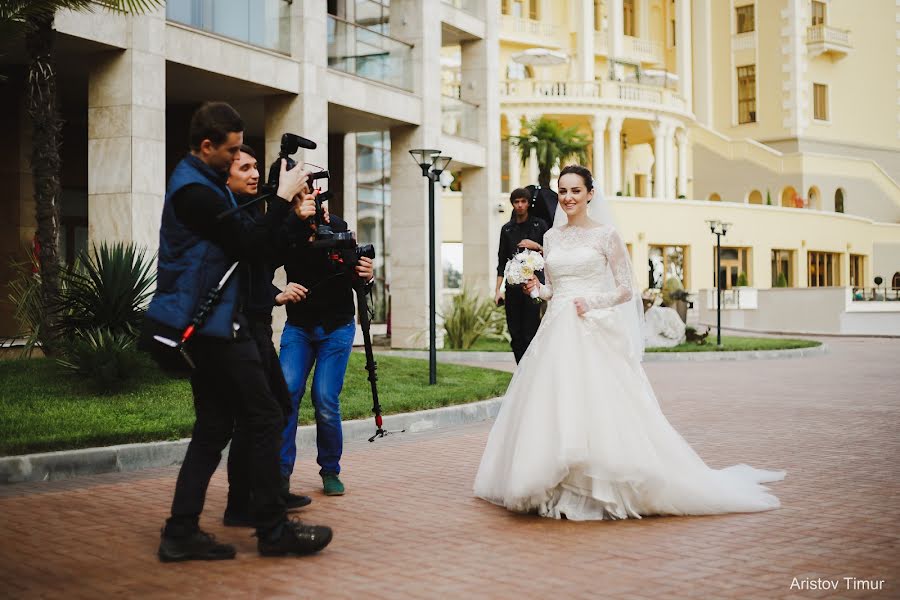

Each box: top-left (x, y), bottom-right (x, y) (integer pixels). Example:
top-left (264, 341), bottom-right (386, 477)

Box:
top-left (508, 116), bottom-right (591, 189)
top-left (1, 0), bottom-right (161, 353)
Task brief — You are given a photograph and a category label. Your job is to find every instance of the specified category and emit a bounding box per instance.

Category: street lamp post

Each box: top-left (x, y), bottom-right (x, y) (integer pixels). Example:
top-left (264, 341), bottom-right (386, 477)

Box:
top-left (409, 149), bottom-right (453, 385)
top-left (706, 220), bottom-right (730, 347)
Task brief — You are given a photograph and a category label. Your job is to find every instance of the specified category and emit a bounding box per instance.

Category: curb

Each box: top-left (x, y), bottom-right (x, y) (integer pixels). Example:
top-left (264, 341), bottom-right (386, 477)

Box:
top-left (381, 342), bottom-right (828, 363)
top-left (0, 398), bottom-right (502, 485)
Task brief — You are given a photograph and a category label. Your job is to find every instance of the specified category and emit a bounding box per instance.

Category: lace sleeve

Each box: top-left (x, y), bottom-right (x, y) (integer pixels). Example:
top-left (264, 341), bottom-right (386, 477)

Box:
top-left (585, 228), bottom-right (634, 310)
top-left (538, 230), bottom-right (554, 300)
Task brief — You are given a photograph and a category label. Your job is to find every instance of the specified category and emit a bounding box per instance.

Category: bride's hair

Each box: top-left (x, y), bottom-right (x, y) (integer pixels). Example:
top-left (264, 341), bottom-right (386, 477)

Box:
top-left (558, 164), bottom-right (593, 191)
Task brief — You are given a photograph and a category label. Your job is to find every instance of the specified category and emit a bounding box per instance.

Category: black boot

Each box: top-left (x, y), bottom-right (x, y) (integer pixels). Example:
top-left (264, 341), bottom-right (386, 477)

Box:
top-left (281, 476), bottom-right (312, 509)
top-left (158, 529), bottom-right (236, 562)
top-left (257, 518), bottom-right (333, 557)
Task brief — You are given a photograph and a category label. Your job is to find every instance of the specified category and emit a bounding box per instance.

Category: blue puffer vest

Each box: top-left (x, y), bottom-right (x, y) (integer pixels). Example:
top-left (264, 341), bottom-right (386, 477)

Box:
top-left (146, 155), bottom-right (240, 339)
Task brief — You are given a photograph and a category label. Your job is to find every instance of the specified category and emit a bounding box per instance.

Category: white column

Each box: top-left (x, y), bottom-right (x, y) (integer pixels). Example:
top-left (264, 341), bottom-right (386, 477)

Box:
top-left (608, 116), bottom-right (623, 195)
top-left (676, 128), bottom-right (688, 198)
top-left (651, 121), bottom-right (665, 199)
top-left (691, 0), bottom-right (712, 126)
top-left (506, 113), bottom-right (522, 189)
top-left (342, 133), bottom-right (358, 231)
top-left (664, 124), bottom-right (677, 199)
top-left (675, 0), bottom-right (693, 110)
top-left (608, 0), bottom-right (624, 79)
top-left (528, 147), bottom-right (539, 184)
top-left (591, 114), bottom-right (608, 192)
top-left (576, 0), bottom-right (595, 81)
top-left (87, 6), bottom-right (166, 252)
top-left (460, 0), bottom-right (501, 296)
top-left (388, 0), bottom-right (443, 349)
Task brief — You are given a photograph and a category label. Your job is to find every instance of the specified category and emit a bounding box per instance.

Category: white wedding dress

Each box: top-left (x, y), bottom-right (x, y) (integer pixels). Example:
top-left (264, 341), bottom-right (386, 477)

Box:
top-left (474, 223), bottom-right (785, 520)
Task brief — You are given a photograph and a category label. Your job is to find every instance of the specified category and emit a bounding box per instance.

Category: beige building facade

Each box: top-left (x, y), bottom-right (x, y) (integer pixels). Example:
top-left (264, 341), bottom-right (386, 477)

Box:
top-left (439, 0), bottom-right (900, 335)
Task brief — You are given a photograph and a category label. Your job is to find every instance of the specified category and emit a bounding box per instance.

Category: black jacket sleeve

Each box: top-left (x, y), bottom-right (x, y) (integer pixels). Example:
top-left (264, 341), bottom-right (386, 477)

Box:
top-left (172, 183), bottom-right (293, 261)
top-left (497, 225), bottom-right (508, 277)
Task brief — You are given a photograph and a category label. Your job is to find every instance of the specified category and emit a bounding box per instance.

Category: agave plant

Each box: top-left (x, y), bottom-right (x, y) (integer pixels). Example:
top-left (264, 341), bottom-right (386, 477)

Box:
top-left (57, 242), bottom-right (156, 339)
top-left (56, 327), bottom-right (142, 393)
top-left (6, 252), bottom-right (46, 357)
top-left (441, 285), bottom-right (506, 350)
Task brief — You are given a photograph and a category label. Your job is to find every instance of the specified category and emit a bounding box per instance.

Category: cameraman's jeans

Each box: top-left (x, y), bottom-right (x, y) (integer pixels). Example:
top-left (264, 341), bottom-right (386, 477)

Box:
top-left (279, 320), bottom-right (355, 478)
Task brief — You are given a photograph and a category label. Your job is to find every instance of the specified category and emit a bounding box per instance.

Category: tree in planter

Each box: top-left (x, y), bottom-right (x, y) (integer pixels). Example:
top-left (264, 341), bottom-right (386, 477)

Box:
top-left (509, 116), bottom-right (590, 189)
top-left (766, 189), bottom-right (772, 206)
top-left (775, 272), bottom-right (788, 287)
top-left (2, 0), bottom-right (162, 353)
top-left (736, 272), bottom-right (749, 287)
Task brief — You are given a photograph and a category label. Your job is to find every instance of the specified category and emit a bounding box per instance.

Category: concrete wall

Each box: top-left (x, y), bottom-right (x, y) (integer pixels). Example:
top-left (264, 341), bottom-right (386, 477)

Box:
top-left (698, 287), bottom-right (900, 336)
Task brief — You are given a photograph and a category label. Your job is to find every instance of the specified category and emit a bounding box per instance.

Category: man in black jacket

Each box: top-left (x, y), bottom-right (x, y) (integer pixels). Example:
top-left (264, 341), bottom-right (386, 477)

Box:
top-left (144, 102), bottom-right (332, 562)
top-left (494, 188), bottom-right (549, 363)
top-left (222, 145), bottom-right (314, 528)
top-left (278, 210), bottom-right (373, 499)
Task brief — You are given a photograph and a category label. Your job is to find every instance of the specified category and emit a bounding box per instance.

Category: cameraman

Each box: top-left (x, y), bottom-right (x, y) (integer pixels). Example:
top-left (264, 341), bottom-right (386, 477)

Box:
top-left (279, 206), bottom-right (374, 498)
top-left (144, 102), bottom-right (332, 562)
top-left (222, 144), bottom-right (315, 528)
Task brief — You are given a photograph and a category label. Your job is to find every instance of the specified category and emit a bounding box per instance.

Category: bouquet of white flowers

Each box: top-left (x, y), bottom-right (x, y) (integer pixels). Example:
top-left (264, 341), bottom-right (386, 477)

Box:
top-left (504, 249), bottom-right (545, 302)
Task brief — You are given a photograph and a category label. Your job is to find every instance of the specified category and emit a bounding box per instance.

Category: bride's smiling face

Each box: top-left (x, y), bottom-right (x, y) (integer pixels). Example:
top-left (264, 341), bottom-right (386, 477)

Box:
top-left (557, 173), bottom-right (594, 217)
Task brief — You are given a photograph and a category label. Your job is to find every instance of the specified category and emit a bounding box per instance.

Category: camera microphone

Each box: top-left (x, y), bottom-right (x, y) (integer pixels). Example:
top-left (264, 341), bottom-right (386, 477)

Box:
top-left (294, 135), bottom-right (317, 150)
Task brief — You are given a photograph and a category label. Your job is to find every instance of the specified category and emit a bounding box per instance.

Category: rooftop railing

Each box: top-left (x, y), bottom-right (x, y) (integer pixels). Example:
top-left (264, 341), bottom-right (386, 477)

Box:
top-left (166, 0), bottom-right (290, 54)
top-left (327, 15), bottom-right (414, 92)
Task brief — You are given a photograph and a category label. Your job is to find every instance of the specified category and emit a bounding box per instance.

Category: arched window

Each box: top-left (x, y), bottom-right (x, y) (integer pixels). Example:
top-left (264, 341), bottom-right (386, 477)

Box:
top-left (708, 193), bottom-right (721, 202)
top-left (780, 186), bottom-right (798, 207)
top-left (807, 186), bottom-right (821, 210)
top-left (835, 188), bottom-right (845, 213)
top-left (747, 190), bottom-right (763, 204)
top-left (893, 272), bottom-right (900, 290)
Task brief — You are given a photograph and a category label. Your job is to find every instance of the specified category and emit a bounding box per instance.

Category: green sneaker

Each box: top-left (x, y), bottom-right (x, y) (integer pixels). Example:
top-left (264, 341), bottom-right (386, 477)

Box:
top-left (321, 473), bottom-right (345, 496)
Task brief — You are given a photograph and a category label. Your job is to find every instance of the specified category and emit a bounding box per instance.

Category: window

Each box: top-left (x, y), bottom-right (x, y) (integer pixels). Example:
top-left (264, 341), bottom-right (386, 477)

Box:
top-left (736, 5), bottom-right (755, 34)
top-left (771, 250), bottom-right (794, 287)
top-left (835, 188), bottom-right (845, 213)
top-left (893, 272), bottom-right (900, 290)
top-left (714, 247), bottom-right (751, 289)
top-left (529, 0), bottom-right (538, 20)
top-left (737, 65), bottom-right (756, 124)
top-left (849, 254), bottom-right (865, 288)
top-left (442, 243), bottom-right (463, 289)
top-left (813, 83), bottom-right (828, 121)
top-left (357, 131), bottom-right (392, 322)
top-left (648, 245), bottom-right (687, 290)
top-left (501, 0), bottom-right (510, 15)
top-left (594, 0), bottom-right (603, 31)
top-left (623, 0), bottom-right (635, 36)
top-left (807, 251), bottom-right (840, 287)
top-left (811, 0), bottom-right (826, 26)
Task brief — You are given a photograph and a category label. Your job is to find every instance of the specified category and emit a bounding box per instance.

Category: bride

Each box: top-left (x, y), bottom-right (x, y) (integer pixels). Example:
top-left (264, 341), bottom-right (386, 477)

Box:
top-left (473, 165), bottom-right (784, 521)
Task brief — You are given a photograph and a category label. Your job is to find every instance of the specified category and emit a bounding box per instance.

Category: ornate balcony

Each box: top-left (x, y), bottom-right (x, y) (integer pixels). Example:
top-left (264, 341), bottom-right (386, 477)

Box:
top-left (806, 25), bottom-right (852, 59)
top-left (500, 79), bottom-right (687, 116)
top-left (500, 15), bottom-right (564, 48)
top-left (624, 35), bottom-right (663, 65)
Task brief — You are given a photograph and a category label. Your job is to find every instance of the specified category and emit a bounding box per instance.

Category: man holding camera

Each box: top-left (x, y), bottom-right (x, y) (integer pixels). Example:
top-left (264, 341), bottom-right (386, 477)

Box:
top-left (495, 187), bottom-right (549, 363)
top-left (145, 102), bottom-right (332, 561)
top-left (279, 207), bottom-right (374, 499)
top-left (222, 144), bottom-right (316, 527)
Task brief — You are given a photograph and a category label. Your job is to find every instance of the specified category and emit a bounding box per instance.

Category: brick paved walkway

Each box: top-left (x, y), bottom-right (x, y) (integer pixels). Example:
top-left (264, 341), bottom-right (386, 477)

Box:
top-left (1, 337), bottom-right (898, 599)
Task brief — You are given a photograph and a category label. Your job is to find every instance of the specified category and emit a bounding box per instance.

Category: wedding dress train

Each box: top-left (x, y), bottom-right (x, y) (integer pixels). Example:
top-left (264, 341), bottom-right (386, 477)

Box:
top-left (473, 223), bottom-right (784, 520)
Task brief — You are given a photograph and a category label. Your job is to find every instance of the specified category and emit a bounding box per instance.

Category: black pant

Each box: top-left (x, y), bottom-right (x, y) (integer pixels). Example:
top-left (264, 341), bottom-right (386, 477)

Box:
top-left (226, 318), bottom-right (291, 514)
top-left (505, 285), bottom-right (541, 363)
top-left (165, 335), bottom-right (286, 537)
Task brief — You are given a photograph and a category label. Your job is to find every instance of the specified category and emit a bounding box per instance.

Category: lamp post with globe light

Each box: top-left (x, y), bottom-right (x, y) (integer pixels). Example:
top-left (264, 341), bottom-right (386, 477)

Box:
top-left (706, 220), bottom-right (730, 347)
top-left (409, 149), bottom-right (452, 385)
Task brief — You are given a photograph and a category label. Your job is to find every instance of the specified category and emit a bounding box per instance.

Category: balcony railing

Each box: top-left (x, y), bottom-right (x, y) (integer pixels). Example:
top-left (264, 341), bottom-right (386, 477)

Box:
top-left (500, 15), bottom-right (562, 45)
top-left (732, 32), bottom-right (756, 52)
top-left (441, 0), bottom-right (482, 18)
top-left (624, 35), bottom-right (663, 65)
top-left (806, 24), bottom-right (852, 57)
top-left (441, 96), bottom-right (479, 140)
top-left (327, 15), bottom-right (413, 92)
top-left (706, 288), bottom-right (758, 310)
top-left (852, 287), bottom-right (900, 302)
top-left (166, 0), bottom-right (290, 54)
top-left (500, 79), bottom-right (687, 112)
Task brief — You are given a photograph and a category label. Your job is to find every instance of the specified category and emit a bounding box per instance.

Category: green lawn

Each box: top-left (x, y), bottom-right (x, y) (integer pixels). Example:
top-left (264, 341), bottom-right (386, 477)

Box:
top-left (646, 335), bottom-right (821, 353)
top-left (0, 355), bottom-right (511, 457)
top-left (440, 337), bottom-right (511, 352)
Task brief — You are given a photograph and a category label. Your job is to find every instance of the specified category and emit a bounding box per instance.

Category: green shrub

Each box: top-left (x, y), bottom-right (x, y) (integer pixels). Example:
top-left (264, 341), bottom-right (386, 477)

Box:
top-left (6, 253), bottom-right (45, 357)
top-left (775, 272), bottom-right (788, 287)
top-left (441, 285), bottom-right (506, 350)
top-left (661, 276), bottom-right (686, 306)
top-left (56, 328), bottom-right (143, 393)
top-left (57, 242), bottom-right (156, 339)
top-left (737, 272), bottom-right (749, 287)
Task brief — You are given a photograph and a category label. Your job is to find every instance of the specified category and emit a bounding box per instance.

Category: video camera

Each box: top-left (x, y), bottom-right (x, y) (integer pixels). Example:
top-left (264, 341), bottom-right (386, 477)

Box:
top-left (264, 132), bottom-right (376, 275)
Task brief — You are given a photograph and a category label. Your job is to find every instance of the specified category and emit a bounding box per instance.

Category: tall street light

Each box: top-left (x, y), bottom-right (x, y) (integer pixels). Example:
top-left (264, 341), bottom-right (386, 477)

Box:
top-left (409, 149), bottom-right (452, 385)
top-left (706, 220), bottom-right (730, 347)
